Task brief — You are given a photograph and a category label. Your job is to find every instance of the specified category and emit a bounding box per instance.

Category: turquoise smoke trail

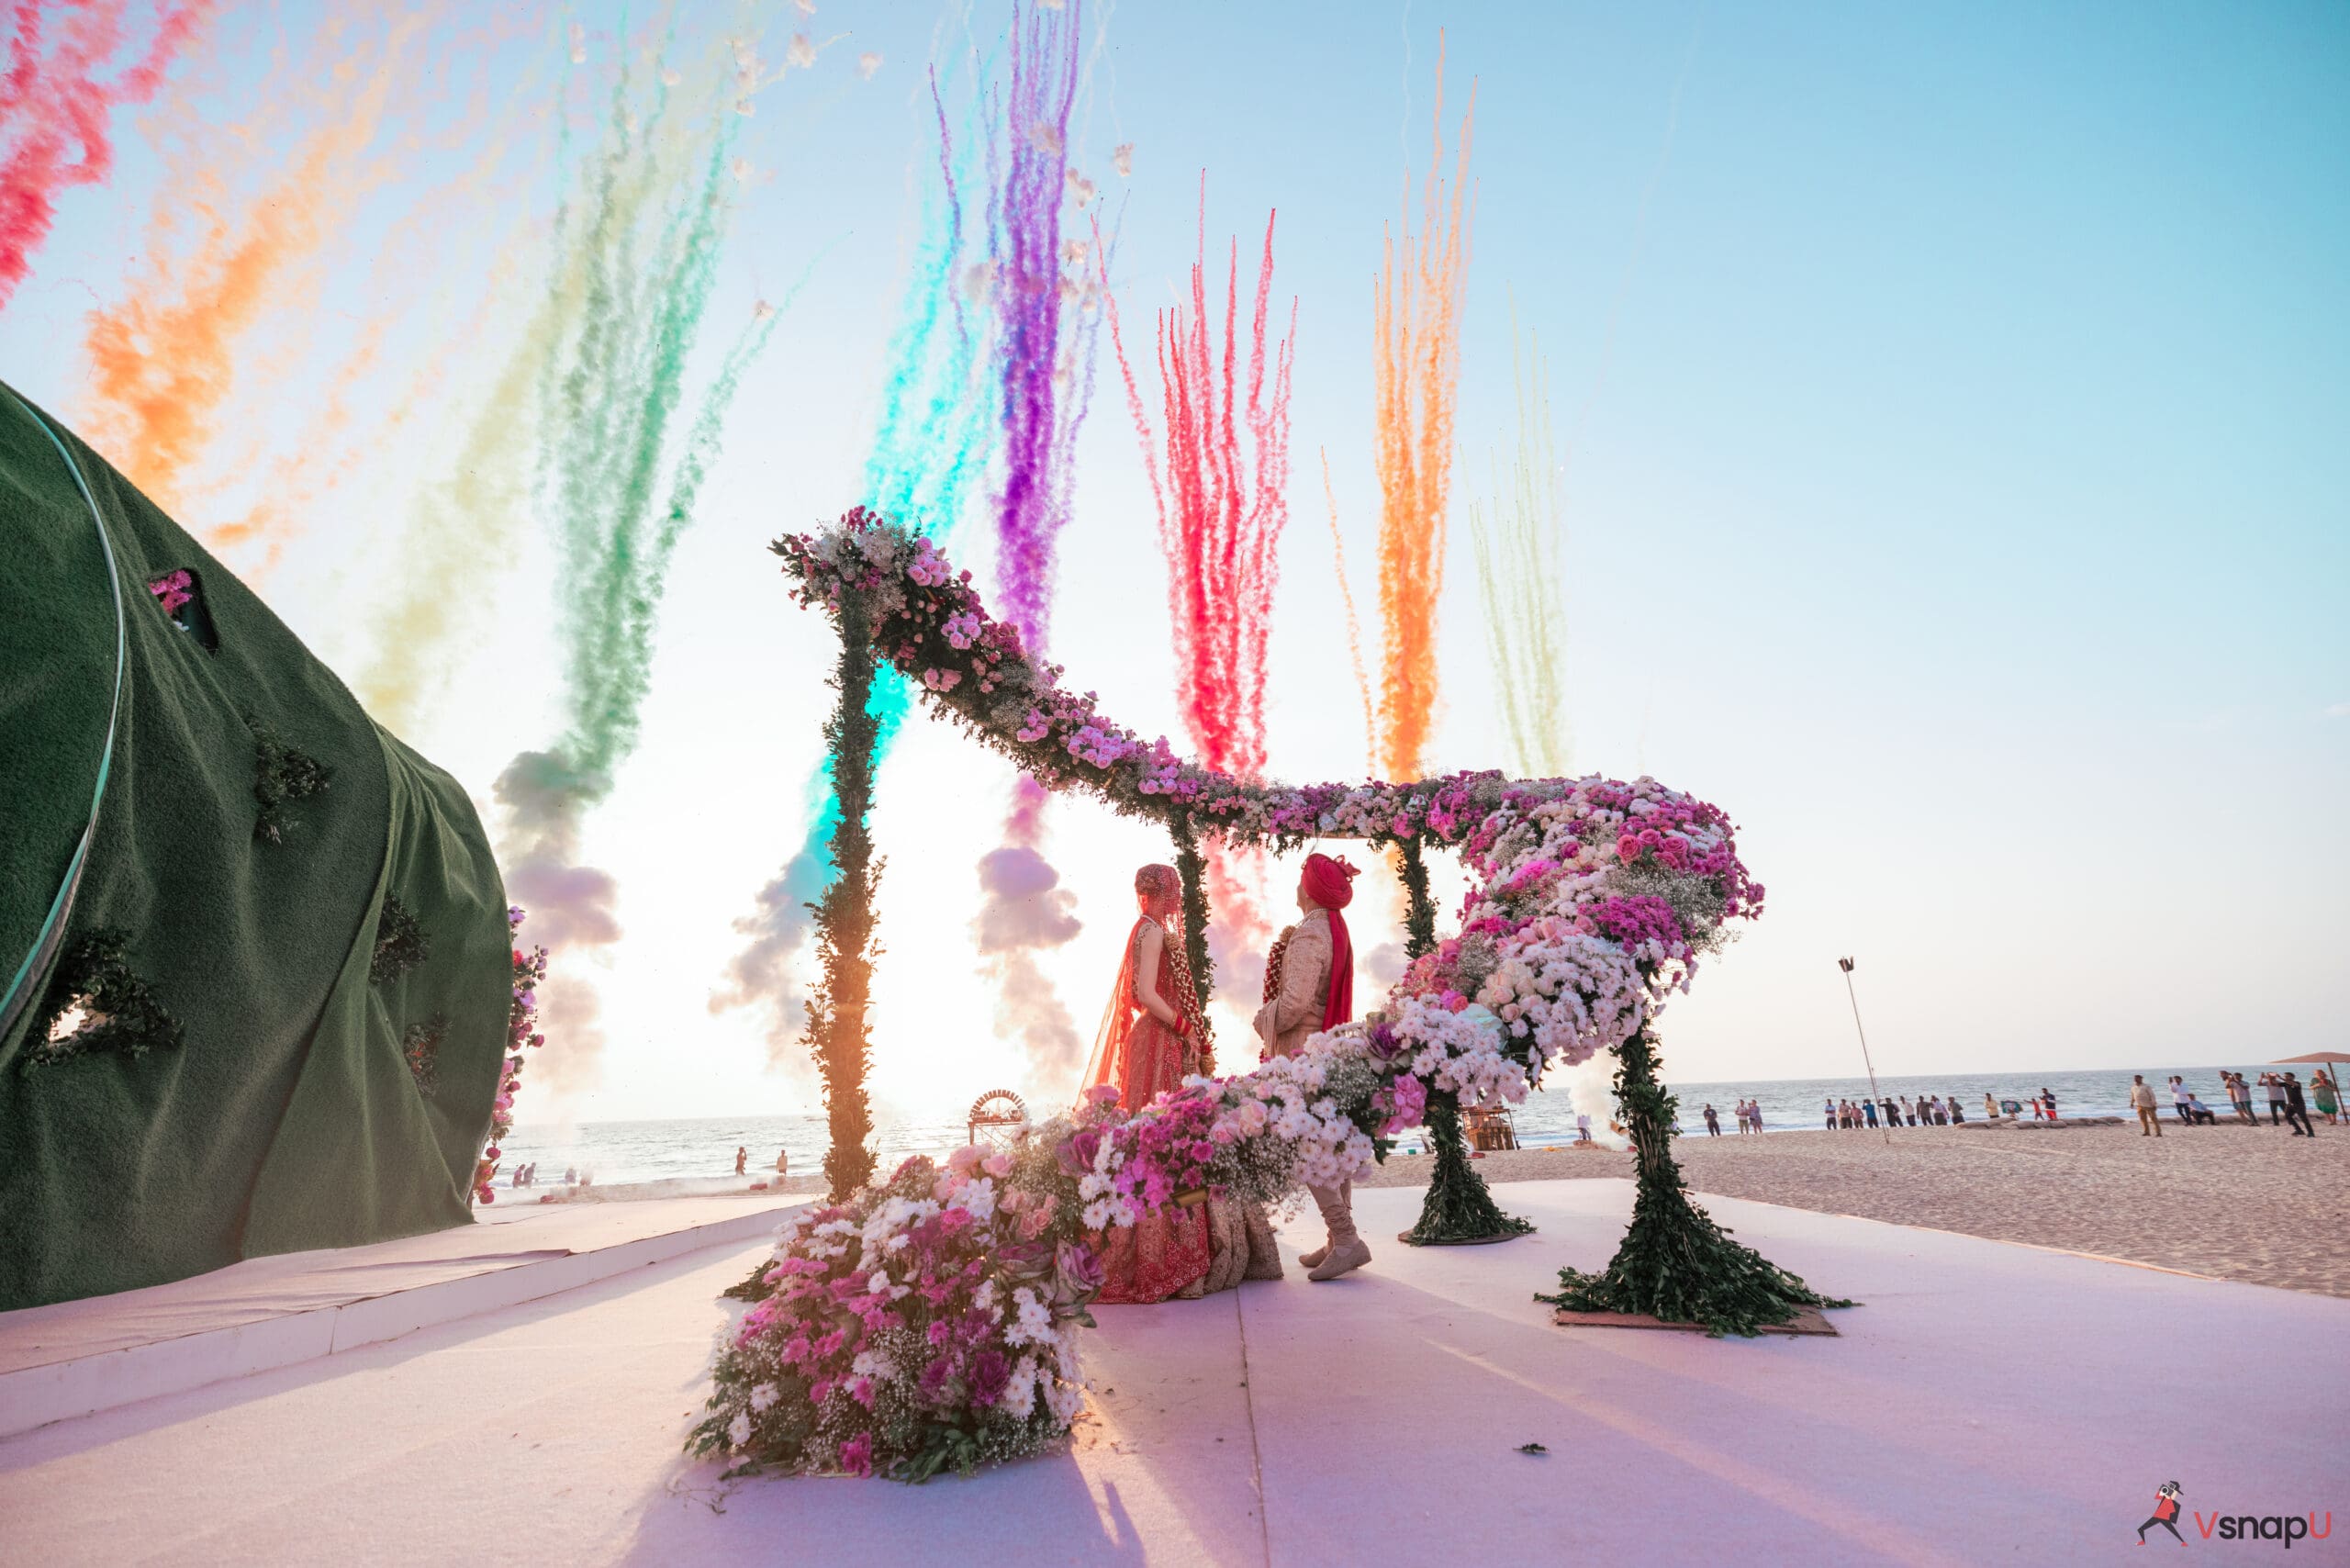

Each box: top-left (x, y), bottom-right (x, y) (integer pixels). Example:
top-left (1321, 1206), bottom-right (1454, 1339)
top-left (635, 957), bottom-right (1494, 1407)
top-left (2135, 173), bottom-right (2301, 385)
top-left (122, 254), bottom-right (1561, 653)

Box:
top-left (714, 70), bottom-right (1001, 1043)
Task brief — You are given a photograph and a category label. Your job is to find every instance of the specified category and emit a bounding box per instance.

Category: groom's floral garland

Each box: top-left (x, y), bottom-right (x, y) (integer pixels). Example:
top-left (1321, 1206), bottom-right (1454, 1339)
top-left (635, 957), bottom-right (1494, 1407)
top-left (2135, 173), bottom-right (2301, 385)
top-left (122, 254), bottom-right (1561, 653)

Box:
top-left (696, 509), bottom-right (1769, 1479)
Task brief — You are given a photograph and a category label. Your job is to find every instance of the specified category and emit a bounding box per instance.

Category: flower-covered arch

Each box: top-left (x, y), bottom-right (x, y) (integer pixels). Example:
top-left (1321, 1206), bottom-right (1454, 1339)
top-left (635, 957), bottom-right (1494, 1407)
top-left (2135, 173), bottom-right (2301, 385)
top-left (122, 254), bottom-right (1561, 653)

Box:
top-left (695, 510), bottom-right (1844, 1481)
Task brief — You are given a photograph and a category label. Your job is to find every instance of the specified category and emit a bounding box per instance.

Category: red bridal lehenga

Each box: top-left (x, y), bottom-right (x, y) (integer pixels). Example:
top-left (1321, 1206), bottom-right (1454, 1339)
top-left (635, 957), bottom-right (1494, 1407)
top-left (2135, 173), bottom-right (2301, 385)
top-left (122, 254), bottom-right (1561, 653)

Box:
top-left (1080, 866), bottom-right (1280, 1304)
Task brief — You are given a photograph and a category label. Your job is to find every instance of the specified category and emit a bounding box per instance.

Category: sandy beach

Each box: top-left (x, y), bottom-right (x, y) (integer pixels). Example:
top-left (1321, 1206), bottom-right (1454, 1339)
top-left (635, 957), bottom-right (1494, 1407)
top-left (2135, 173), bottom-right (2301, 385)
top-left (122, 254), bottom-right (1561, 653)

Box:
top-left (1359, 1118), bottom-right (2350, 1297)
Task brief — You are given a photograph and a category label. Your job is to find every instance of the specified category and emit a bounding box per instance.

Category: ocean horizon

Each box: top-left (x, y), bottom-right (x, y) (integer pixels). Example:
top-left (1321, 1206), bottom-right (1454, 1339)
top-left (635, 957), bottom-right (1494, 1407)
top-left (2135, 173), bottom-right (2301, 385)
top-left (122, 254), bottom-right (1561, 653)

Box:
top-left (495, 1061), bottom-right (2307, 1191)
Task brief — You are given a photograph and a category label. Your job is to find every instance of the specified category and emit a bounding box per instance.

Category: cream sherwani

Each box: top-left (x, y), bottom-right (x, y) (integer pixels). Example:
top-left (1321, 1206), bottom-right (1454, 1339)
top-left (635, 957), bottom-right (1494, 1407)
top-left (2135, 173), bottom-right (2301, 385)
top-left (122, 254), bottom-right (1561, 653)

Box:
top-left (1250, 909), bottom-right (1360, 1262)
top-left (1252, 909), bottom-right (1335, 1060)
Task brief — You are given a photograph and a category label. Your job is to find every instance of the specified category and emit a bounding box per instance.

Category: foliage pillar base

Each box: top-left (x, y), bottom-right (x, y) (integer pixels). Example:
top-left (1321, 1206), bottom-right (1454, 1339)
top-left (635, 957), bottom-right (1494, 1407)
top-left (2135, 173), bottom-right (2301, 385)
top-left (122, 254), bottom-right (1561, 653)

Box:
top-left (1400, 1092), bottom-right (1535, 1247)
top-left (1539, 1029), bottom-right (1848, 1336)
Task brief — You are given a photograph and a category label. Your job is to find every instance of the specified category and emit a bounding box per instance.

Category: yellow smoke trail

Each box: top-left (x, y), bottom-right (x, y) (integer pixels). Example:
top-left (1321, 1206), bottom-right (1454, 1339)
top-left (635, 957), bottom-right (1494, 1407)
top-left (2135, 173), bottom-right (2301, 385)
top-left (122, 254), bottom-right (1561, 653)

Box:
top-left (1467, 307), bottom-right (1570, 778)
top-left (353, 227), bottom-right (592, 734)
top-left (80, 8), bottom-right (428, 516)
top-left (1370, 39), bottom-right (1474, 781)
top-left (1320, 446), bottom-right (1377, 773)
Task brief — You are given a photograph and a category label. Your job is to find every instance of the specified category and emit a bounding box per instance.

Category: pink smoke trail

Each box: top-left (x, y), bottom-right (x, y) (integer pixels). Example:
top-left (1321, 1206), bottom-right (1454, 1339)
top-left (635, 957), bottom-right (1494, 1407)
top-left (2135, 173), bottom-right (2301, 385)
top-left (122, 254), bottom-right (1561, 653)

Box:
top-left (1103, 176), bottom-right (1295, 1000)
top-left (0, 0), bottom-right (213, 312)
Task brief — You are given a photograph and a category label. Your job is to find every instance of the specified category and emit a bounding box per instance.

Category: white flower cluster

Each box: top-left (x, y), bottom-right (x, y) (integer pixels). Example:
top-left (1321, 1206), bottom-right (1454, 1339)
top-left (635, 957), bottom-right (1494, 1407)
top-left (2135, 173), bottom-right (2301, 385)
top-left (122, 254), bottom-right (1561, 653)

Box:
top-left (1475, 933), bottom-right (1649, 1071)
top-left (1386, 999), bottom-right (1533, 1106)
top-left (1217, 1041), bottom-right (1381, 1190)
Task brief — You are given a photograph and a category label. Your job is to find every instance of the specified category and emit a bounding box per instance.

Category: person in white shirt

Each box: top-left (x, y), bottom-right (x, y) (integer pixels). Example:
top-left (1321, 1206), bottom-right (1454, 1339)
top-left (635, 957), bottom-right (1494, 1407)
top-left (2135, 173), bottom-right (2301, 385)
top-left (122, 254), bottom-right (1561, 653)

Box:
top-left (2130, 1074), bottom-right (2162, 1137)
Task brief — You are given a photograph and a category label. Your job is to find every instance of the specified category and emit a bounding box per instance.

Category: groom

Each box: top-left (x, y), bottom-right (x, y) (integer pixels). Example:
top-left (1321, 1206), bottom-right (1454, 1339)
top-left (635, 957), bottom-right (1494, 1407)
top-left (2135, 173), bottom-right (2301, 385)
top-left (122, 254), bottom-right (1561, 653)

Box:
top-left (1253, 852), bottom-right (1371, 1282)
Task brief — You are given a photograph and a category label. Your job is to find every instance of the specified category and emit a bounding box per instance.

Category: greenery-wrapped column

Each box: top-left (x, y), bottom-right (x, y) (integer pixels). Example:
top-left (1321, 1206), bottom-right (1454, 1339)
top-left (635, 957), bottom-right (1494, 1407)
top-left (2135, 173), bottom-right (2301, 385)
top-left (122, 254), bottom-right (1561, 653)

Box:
top-left (1396, 837), bottom-right (1533, 1246)
top-left (1169, 812), bottom-right (1215, 1006)
top-left (1539, 1027), bottom-right (1847, 1334)
top-left (808, 600), bottom-right (880, 1200)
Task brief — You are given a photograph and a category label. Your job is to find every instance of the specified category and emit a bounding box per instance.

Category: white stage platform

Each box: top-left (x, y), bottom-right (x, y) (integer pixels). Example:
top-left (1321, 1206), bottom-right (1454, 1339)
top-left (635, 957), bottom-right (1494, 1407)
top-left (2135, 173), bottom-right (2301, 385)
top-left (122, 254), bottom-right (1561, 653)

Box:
top-left (1, 1180), bottom-right (2342, 1566)
top-left (0, 1193), bottom-right (801, 1439)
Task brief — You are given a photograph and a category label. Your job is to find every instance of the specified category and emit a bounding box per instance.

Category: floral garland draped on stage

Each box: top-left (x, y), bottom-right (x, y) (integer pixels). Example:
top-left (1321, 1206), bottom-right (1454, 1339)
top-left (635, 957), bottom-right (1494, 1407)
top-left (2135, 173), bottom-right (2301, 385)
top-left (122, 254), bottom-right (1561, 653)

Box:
top-left (693, 510), bottom-right (1844, 1479)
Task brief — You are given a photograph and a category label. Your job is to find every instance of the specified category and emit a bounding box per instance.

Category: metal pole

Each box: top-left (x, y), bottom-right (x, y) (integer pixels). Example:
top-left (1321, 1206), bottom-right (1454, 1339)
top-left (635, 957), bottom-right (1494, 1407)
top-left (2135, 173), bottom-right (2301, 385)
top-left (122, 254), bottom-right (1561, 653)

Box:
top-left (1839, 958), bottom-right (1890, 1147)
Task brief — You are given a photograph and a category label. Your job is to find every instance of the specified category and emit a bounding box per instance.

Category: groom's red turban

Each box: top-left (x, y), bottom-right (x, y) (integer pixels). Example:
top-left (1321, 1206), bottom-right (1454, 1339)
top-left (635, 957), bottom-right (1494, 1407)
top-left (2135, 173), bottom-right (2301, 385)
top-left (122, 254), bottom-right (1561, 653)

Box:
top-left (1301, 852), bottom-right (1358, 910)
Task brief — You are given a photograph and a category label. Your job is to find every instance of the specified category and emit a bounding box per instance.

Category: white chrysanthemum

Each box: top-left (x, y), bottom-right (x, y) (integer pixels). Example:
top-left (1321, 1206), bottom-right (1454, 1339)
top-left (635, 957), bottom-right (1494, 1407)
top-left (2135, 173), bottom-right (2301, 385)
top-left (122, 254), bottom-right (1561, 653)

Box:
top-left (749, 1383), bottom-right (779, 1412)
top-left (726, 1412), bottom-right (752, 1447)
top-left (951, 1176), bottom-right (997, 1224)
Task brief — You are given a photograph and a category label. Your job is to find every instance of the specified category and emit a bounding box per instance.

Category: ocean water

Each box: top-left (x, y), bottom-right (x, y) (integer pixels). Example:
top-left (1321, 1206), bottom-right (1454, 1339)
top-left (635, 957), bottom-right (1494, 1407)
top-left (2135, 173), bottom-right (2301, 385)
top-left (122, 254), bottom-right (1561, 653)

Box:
top-left (494, 1063), bottom-right (2297, 1191)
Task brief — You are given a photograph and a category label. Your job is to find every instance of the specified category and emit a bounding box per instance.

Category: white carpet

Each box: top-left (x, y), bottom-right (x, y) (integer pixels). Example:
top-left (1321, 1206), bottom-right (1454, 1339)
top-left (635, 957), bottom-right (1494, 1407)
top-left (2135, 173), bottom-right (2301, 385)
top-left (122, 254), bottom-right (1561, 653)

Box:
top-left (1, 1180), bottom-right (2339, 1566)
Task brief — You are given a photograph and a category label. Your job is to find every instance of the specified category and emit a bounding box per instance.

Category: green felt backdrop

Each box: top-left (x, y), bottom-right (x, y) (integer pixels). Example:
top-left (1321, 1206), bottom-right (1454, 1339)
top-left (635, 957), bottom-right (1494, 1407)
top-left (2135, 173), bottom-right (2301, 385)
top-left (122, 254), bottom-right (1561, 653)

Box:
top-left (0, 382), bottom-right (510, 1310)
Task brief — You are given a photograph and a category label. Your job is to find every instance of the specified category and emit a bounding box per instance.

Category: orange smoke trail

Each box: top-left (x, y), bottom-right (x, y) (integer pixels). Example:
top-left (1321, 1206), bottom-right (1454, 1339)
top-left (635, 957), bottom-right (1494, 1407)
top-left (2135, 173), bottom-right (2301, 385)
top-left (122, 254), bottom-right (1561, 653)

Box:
top-left (79, 8), bottom-right (426, 514)
top-left (1371, 38), bottom-right (1474, 781)
top-left (209, 44), bottom-right (545, 574)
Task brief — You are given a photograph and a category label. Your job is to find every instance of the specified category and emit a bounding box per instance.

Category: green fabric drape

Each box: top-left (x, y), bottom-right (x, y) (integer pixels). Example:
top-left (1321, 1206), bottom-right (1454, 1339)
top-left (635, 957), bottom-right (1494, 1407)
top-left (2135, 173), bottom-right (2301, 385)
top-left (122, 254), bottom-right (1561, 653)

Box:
top-left (0, 382), bottom-right (509, 1310)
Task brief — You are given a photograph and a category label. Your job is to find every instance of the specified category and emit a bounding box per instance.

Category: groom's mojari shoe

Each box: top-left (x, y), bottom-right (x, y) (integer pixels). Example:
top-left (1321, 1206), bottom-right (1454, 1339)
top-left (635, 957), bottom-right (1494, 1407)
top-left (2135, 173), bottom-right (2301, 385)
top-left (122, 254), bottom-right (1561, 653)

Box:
top-left (1307, 1238), bottom-right (1371, 1282)
top-left (1304, 1182), bottom-right (1370, 1281)
top-left (1295, 1243), bottom-right (1329, 1270)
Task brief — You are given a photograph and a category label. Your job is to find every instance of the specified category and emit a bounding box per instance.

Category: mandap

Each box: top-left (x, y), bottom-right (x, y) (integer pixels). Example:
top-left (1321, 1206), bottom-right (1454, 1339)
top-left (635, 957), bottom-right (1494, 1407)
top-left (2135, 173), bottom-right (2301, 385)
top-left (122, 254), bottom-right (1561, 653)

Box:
top-left (689, 509), bottom-right (1847, 1483)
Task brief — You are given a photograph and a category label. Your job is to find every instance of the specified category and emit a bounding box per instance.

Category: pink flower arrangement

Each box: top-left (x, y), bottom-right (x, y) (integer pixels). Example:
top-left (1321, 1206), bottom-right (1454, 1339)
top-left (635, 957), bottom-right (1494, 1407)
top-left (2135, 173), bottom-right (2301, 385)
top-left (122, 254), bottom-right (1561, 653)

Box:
top-left (474, 907), bottom-right (548, 1205)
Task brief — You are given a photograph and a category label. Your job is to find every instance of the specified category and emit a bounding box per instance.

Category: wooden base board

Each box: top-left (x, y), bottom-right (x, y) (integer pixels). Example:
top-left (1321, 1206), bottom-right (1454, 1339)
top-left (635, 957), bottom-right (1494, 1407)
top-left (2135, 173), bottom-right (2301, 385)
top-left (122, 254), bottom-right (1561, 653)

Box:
top-left (1550, 1304), bottom-right (1841, 1337)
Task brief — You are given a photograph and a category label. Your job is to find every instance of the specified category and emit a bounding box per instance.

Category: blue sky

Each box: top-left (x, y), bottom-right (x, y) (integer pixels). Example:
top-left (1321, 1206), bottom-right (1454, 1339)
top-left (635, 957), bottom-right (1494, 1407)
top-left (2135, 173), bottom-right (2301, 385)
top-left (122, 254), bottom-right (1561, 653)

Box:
top-left (3, 0), bottom-right (2344, 1123)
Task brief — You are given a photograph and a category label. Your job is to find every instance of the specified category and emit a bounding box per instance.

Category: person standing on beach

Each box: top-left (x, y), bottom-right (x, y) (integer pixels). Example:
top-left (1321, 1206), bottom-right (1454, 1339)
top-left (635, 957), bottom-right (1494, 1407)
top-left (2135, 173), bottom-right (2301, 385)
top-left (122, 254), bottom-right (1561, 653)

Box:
top-left (2230, 1072), bottom-right (2256, 1124)
top-left (2130, 1075), bottom-right (2162, 1137)
top-left (2042, 1086), bottom-right (2059, 1120)
top-left (2280, 1074), bottom-right (2315, 1137)
top-left (776, 1147), bottom-right (790, 1175)
top-left (2169, 1076), bottom-right (2190, 1126)
top-left (733, 1146), bottom-right (747, 1176)
top-left (1825, 1098), bottom-right (1837, 1129)
top-left (2262, 1072), bottom-right (2288, 1126)
top-left (2312, 1070), bottom-right (2341, 1126)
top-left (1984, 1092), bottom-right (1999, 1122)
top-left (1704, 1103), bottom-right (1721, 1136)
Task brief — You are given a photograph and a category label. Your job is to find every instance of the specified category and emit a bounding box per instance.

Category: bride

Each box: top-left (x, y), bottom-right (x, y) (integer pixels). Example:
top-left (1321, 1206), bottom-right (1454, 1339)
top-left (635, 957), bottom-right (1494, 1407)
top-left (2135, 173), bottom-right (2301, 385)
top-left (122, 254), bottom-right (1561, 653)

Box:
top-left (1079, 864), bottom-right (1280, 1302)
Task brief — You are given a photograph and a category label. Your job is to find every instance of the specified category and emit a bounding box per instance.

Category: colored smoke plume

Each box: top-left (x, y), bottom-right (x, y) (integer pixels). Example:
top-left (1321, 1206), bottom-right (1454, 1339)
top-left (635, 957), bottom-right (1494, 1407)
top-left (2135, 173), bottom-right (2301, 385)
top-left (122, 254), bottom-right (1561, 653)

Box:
top-left (80, 7), bottom-right (426, 514)
top-left (0, 0), bottom-right (214, 311)
top-left (1467, 309), bottom-right (1571, 777)
top-left (971, 791), bottom-right (1086, 1093)
top-left (973, 0), bottom-right (1106, 1085)
top-left (1557, 1048), bottom-right (1622, 1147)
top-left (479, 32), bottom-right (782, 1089)
top-left (1104, 178), bottom-right (1293, 994)
top-left (985, 0), bottom-right (1097, 639)
top-left (713, 61), bottom-right (1002, 1058)
top-left (1370, 39), bottom-right (1473, 780)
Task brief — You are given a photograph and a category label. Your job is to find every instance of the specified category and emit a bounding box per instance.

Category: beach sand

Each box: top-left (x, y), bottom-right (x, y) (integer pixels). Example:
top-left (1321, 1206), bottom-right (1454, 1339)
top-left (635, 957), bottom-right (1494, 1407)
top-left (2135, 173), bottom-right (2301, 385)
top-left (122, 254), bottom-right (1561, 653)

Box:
top-left (1357, 1118), bottom-right (2350, 1297)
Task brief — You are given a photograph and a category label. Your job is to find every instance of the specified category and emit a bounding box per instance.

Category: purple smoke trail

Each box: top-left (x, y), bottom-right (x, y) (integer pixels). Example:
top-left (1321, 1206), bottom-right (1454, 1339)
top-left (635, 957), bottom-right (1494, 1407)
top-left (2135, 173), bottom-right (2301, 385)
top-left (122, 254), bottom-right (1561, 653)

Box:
top-left (973, 0), bottom-right (1111, 1095)
top-left (988, 0), bottom-right (1084, 651)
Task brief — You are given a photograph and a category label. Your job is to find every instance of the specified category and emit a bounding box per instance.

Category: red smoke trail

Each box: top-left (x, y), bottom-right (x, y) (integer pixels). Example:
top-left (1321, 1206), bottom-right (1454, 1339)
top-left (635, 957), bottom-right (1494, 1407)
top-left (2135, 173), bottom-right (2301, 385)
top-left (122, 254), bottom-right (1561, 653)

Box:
top-left (1105, 178), bottom-right (1295, 999)
top-left (0, 0), bottom-right (213, 312)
